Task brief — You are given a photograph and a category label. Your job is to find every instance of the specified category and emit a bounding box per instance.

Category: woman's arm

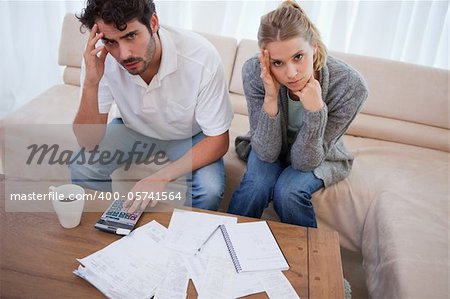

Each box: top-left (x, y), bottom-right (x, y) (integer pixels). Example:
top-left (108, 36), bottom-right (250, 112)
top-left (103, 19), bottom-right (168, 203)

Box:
top-left (243, 57), bottom-right (283, 162)
top-left (290, 65), bottom-right (368, 170)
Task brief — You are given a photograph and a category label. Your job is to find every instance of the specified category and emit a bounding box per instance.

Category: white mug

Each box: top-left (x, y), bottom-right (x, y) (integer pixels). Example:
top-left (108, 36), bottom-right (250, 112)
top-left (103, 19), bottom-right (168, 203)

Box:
top-left (49, 184), bottom-right (85, 228)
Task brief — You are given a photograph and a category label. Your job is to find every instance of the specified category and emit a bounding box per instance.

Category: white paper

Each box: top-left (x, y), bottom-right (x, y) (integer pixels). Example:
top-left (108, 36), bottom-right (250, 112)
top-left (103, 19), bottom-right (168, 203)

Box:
top-left (81, 241), bottom-right (168, 298)
top-left (198, 257), bottom-right (235, 299)
top-left (74, 215), bottom-right (298, 299)
top-left (232, 272), bottom-right (266, 298)
top-left (75, 220), bottom-right (170, 299)
top-left (163, 209), bottom-right (237, 255)
top-left (224, 221), bottom-right (289, 272)
top-left (155, 253), bottom-right (189, 298)
top-left (154, 288), bottom-right (186, 299)
top-left (73, 265), bottom-right (118, 297)
top-left (132, 220), bottom-right (167, 242)
top-left (184, 254), bottom-right (266, 298)
top-left (183, 253), bottom-right (208, 291)
top-left (79, 220), bottom-right (167, 267)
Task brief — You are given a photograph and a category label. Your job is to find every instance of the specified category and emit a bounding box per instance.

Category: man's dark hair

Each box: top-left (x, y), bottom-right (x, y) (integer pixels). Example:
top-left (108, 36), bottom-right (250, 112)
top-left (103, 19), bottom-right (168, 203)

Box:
top-left (77, 0), bottom-right (156, 31)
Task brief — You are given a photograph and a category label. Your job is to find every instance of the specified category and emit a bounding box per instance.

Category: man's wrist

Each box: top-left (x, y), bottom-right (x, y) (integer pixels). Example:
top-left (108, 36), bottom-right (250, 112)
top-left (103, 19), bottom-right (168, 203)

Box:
top-left (152, 169), bottom-right (176, 183)
top-left (83, 81), bottom-right (100, 90)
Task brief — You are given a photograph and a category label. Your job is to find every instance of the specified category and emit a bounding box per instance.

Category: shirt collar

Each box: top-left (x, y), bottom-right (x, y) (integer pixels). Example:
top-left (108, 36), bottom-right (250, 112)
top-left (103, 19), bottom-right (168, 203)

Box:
top-left (156, 26), bottom-right (178, 80)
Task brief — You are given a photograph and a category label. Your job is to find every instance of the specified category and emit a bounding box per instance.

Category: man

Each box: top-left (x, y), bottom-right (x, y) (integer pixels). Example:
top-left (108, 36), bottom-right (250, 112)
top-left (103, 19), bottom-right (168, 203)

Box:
top-left (70, 0), bottom-right (233, 212)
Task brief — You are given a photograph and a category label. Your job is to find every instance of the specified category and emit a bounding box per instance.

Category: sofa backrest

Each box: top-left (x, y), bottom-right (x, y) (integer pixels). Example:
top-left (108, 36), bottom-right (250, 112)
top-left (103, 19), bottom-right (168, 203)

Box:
top-left (59, 13), bottom-right (449, 153)
top-left (58, 14), bottom-right (88, 86)
top-left (228, 39), bottom-right (450, 152)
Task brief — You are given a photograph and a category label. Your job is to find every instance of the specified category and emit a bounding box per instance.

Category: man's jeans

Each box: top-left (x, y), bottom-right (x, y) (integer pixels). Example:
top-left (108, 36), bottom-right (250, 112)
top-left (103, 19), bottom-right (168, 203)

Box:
top-left (69, 118), bottom-right (225, 211)
top-left (227, 150), bottom-right (324, 227)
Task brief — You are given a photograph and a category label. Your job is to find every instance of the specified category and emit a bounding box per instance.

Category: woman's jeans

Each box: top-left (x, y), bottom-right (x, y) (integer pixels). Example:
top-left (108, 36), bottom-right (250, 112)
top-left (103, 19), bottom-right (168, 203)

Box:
top-left (227, 150), bottom-right (324, 227)
top-left (69, 118), bottom-right (225, 211)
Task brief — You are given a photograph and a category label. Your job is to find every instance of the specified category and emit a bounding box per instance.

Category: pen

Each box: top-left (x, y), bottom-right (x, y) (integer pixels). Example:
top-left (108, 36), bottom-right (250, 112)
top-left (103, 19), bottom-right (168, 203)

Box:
top-left (194, 224), bottom-right (221, 255)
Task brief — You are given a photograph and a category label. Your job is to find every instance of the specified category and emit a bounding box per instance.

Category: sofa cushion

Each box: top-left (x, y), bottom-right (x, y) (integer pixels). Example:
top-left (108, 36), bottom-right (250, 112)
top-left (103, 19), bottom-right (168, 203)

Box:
top-left (221, 113), bottom-right (249, 210)
top-left (333, 52), bottom-right (450, 152)
top-left (221, 125), bottom-right (449, 253)
top-left (347, 113), bottom-right (449, 153)
top-left (1, 84), bottom-right (80, 125)
top-left (230, 39), bottom-right (258, 99)
top-left (312, 135), bottom-right (450, 252)
top-left (1, 84), bottom-right (81, 180)
top-left (58, 14), bottom-right (88, 70)
top-left (229, 93), bottom-right (248, 117)
top-left (63, 66), bottom-right (83, 87)
top-left (361, 163), bottom-right (449, 298)
top-left (333, 52), bottom-right (449, 130)
top-left (195, 32), bottom-right (237, 86)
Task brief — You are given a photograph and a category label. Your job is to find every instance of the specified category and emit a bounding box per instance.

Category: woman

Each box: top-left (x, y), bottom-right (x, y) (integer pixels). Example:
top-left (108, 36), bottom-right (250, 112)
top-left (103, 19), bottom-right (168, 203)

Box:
top-left (227, 1), bottom-right (368, 227)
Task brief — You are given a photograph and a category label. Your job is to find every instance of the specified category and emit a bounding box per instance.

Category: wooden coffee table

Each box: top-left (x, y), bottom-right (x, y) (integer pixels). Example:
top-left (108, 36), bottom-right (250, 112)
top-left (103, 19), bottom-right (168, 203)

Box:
top-left (1, 189), bottom-right (344, 298)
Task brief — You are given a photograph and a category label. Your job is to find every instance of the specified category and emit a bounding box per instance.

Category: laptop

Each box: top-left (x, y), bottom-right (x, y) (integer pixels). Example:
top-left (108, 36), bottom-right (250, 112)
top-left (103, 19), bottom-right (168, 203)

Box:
top-left (95, 199), bottom-right (143, 235)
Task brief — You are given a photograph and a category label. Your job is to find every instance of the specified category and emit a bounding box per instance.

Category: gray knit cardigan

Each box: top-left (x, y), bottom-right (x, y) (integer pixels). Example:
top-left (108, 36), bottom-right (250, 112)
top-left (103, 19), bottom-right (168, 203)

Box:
top-left (236, 55), bottom-right (368, 187)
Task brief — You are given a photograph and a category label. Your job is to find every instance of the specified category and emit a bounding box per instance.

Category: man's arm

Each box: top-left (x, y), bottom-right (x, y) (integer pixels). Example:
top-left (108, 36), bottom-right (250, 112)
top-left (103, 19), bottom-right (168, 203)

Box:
top-left (160, 131), bottom-right (229, 180)
top-left (73, 23), bottom-right (109, 150)
top-left (73, 84), bottom-right (109, 150)
top-left (127, 131), bottom-right (229, 211)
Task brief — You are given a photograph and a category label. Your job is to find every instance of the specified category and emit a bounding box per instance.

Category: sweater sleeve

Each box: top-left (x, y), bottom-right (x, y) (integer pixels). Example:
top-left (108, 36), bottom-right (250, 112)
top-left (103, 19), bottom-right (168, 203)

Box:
top-left (290, 66), bottom-right (368, 170)
top-left (242, 57), bottom-right (282, 162)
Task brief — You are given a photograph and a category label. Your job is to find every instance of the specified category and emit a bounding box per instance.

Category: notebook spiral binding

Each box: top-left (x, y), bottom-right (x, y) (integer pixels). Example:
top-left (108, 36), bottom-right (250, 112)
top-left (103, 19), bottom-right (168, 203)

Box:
top-left (219, 224), bottom-right (242, 273)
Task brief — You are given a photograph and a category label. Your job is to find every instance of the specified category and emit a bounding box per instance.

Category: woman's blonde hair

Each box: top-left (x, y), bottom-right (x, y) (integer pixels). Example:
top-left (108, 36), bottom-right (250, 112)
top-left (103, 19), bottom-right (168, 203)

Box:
top-left (258, 1), bottom-right (327, 71)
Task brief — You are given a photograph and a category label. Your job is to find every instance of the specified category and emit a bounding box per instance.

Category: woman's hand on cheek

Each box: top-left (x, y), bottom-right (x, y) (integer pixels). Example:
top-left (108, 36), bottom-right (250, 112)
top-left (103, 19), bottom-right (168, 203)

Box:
top-left (293, 75), bottom-right (324, 112)
top-left (259, 49), bottom-right (281, 102)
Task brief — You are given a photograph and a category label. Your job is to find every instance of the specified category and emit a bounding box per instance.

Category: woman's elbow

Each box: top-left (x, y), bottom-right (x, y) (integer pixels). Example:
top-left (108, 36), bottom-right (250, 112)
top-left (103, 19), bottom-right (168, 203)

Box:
top-left (291, 157), bottom-right (322, 171)
top-left (253, 147), bottom-right (279, 163)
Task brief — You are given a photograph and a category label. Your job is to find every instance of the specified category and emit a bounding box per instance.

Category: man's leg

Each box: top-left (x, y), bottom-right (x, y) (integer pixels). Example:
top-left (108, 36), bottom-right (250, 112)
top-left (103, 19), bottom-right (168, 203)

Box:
top-left (227, 150), bottom-right (284, 218)
top-left (273, 167), bottom-right (324, 228)
top-left (69, 118), bottom-right (167, 192)
top-left (166, 132), bottom-right (225, 211)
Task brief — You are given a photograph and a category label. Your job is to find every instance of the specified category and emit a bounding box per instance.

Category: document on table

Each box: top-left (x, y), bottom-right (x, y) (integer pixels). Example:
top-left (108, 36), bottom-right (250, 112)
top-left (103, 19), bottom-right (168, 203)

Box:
top-left (163, 209), bottom-right (237, 256)
top-left (75, 220), bottom-right (173, 299)
top-left (73, 211), bottom-right (299, 299)
top-left (221, 221), bottom-right (289, 272)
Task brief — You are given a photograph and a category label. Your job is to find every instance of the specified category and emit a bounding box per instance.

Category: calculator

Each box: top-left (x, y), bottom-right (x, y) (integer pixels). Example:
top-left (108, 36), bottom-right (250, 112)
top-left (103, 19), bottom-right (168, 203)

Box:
top-left (94, 199), bottom-right (143, 235)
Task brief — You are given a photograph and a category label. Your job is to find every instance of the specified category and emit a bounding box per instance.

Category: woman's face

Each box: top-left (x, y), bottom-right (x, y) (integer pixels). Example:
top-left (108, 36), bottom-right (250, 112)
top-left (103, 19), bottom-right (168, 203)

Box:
top-left (264, 36), bottom-right (316, 91)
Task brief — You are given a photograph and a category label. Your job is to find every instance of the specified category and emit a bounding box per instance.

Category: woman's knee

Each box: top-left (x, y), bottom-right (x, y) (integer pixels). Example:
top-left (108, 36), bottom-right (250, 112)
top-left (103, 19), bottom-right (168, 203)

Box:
top-left (273, 184), bottom-right (311, 214)
top-left (272, 169), bottom-right (323, 211)
top-left (242, 150), bottom-right (283, 190)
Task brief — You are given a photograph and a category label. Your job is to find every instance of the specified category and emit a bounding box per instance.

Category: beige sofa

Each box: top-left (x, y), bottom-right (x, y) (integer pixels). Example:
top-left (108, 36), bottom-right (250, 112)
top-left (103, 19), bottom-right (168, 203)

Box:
top-left (2, 13), bottom-right (449, 299)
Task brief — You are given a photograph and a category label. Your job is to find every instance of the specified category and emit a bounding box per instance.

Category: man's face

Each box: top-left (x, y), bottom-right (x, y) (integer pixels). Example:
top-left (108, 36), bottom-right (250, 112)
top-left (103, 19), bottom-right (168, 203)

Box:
top-left (97, 17), bottom-right (157, 75)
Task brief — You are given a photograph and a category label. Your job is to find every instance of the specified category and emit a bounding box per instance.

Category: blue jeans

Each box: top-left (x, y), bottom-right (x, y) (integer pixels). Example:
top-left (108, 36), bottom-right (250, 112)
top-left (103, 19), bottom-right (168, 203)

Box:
top-left (227, 150), bottom-right (324, 227)
top-left (69, 119), bottom-right (225, 211)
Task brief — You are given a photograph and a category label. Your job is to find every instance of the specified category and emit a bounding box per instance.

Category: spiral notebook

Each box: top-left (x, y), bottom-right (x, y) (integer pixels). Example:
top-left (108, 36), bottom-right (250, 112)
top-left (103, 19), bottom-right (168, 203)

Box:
top-left (219, 221), bottom-right (289, 273)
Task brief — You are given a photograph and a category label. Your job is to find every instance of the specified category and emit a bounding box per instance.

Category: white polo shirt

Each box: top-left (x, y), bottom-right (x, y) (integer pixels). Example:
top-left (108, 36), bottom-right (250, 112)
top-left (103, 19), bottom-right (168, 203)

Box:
top-left (85, 25), bottom-right (233, 140)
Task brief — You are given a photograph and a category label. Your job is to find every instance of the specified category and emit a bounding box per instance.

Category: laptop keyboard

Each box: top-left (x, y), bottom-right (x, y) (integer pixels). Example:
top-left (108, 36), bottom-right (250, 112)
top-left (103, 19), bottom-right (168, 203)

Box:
top-left (105, 200), bottom-right (139, 221)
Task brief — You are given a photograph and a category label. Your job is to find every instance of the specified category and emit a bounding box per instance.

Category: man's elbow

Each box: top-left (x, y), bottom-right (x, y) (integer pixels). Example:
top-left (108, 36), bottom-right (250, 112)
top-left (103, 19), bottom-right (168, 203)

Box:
top-left (72, 123), bottom-right (105, 151)
top-left (73, 134), bottom-right (101, 151)
top-left (217, 131), bottom-right (230, 157)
